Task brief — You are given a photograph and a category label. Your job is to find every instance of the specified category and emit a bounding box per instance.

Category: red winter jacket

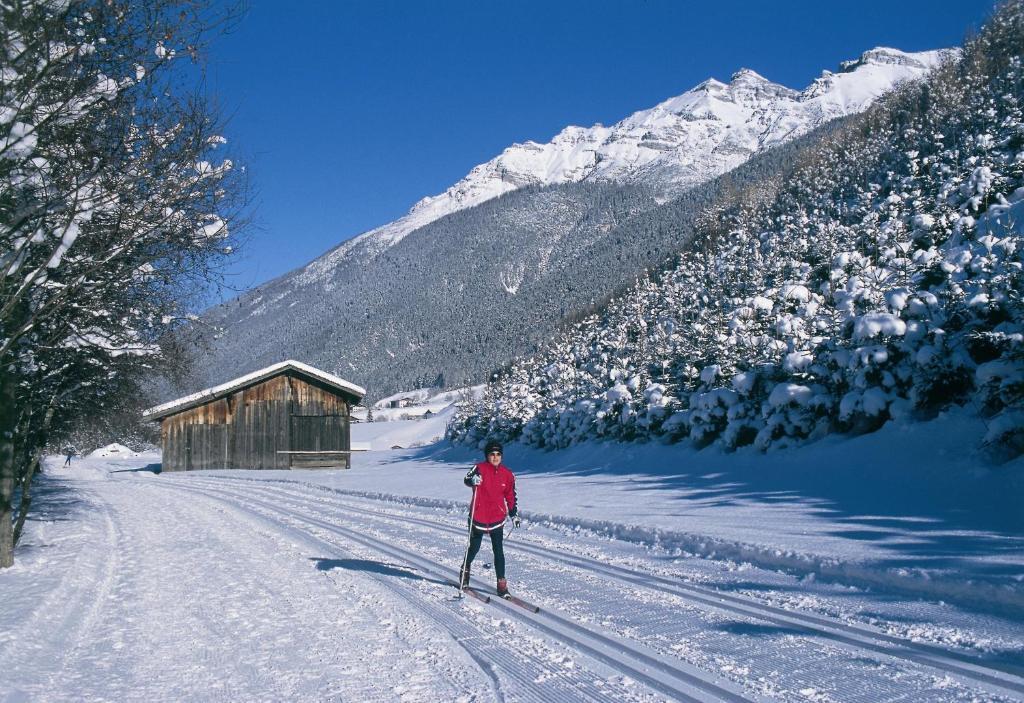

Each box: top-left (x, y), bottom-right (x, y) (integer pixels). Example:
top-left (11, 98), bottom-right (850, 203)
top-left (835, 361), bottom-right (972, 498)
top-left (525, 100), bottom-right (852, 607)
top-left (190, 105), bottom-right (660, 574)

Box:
top-left (464, 461), bottom-right (517, 529)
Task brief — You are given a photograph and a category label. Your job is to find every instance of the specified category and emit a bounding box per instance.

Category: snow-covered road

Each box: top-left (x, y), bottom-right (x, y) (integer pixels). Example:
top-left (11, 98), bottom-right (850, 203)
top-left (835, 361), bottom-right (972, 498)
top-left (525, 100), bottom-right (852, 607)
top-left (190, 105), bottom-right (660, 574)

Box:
top-left (3, 453), bottom-right (1023, 702)
top-left (3, 464), bottom-right (496, 701)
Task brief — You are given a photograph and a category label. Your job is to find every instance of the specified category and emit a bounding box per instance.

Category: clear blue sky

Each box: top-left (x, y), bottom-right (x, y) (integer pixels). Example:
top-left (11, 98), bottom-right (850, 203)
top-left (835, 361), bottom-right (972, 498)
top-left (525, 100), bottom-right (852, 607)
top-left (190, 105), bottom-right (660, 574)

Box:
top-left (205, 0), bottom-right (995, 299)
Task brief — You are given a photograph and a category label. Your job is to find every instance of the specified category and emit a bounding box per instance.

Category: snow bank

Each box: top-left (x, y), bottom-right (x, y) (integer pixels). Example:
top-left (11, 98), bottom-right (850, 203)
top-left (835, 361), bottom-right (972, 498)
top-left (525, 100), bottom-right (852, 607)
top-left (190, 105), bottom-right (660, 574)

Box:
top-left (88, 443), bottom-right (137, 458)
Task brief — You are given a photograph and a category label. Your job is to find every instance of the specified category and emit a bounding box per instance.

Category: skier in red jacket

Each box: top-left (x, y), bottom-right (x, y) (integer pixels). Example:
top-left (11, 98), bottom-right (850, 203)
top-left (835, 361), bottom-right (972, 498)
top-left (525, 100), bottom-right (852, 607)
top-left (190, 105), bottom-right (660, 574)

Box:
top-left (460, 439), bottom-right (520, 597)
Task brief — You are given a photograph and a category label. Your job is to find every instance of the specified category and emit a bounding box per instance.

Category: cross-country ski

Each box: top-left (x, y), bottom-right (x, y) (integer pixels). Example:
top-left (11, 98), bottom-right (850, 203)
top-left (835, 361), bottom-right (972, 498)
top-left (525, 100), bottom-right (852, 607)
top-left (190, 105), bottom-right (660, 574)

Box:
top-left (449, 580), bottom-right (491, 604)
top-left (499, 592), bottom-right (541, 614)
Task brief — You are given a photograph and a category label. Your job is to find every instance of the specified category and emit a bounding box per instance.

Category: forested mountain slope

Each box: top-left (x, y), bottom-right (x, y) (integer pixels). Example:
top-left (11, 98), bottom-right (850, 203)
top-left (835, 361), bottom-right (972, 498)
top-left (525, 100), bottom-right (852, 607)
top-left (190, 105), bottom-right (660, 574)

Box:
top-left (449, 1), bottom-right (1024, 460)
top-left (185, 48), bottom-right (946, 400)
top-left (196, 123), bottom-right (845, 400)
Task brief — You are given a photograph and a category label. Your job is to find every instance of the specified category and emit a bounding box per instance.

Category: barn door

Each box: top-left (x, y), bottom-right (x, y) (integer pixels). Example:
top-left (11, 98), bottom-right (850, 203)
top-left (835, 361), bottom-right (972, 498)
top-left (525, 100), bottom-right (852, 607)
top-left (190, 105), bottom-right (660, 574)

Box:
top-left (290, 415), bottom-right (346, 451)
top-left (290, 415), bottom-right (349, 468)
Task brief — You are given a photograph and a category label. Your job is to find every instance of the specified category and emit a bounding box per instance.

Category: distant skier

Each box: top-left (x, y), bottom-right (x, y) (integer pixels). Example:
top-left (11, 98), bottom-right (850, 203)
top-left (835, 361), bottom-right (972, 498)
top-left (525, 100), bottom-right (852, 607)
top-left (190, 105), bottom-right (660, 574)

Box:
top-left (63, 449), bottom-right (75, 466)
top-left (460, 439), bottom-right (520, 598)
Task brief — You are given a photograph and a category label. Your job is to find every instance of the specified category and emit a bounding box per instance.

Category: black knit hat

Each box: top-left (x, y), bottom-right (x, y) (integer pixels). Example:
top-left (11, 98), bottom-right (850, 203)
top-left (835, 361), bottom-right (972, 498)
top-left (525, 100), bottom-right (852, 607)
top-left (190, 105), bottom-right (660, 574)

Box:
top-left (483, 439), bottom-right (503, 456)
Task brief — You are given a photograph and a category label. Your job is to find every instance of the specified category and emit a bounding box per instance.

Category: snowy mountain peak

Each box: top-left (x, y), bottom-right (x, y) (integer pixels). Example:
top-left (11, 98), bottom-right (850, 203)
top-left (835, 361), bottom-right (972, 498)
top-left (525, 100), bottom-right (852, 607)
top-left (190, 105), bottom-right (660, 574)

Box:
top-left (727, 68), bottom-right (799, 101)
top-left (694, 77), bottom-right (727, 92)
top-left (801, 46), bottom-right (954, 108)
top-left (841, 46), bottom-right (939, 72)
top-left (297, 46), bottom-right (952, 285)
top-left (729, 67), bottom-right (770, 84)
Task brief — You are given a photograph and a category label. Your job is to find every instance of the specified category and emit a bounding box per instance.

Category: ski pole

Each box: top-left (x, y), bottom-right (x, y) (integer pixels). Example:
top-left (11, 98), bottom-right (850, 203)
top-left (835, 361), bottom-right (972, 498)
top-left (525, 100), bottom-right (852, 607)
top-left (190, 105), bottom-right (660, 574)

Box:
top-left (459, 482), bottom-right (479, 596)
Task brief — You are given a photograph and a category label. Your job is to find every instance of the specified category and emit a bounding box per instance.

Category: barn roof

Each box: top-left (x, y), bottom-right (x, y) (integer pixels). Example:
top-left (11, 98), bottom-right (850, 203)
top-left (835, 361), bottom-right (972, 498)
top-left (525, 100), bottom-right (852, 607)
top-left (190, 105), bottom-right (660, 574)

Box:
top-left (142, 360), bottom-right (366, 421)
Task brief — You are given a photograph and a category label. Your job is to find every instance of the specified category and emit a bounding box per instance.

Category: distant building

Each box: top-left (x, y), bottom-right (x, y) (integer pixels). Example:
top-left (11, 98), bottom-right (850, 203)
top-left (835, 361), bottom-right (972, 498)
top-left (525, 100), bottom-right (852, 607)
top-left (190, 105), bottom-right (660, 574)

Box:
top-left (143, 360), bottom-right (366, 471)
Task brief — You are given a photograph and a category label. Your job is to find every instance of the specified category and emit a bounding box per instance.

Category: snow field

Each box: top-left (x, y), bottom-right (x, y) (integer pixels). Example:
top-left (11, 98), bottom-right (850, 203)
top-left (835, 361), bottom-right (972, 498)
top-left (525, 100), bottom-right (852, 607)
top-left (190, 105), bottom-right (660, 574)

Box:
top-left (278, 413), bottom-right (1024, 619)
top-left (180, 475), bottom-right (1024, 703)
top-left (165, 474), bottom-right (745, 699)
top-left (355, 405), bottom-right (456, 449)
top-left (3, 446), bottom-right (1023, 702)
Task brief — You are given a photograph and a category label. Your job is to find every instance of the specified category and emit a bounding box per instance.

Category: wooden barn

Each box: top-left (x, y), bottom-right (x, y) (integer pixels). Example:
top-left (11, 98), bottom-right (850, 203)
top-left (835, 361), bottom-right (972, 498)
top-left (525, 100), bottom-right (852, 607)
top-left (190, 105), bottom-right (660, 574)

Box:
top-left (143, 360), bottom-right (366, 471)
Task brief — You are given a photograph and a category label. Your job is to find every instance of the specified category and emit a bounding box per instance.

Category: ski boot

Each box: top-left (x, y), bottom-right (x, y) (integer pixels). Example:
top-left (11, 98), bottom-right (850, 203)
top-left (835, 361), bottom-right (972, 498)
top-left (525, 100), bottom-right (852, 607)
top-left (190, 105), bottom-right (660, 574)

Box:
top-left (496, 578), bottom-right (510, 598)
top-left (459, 566), bottom-right (471, 588)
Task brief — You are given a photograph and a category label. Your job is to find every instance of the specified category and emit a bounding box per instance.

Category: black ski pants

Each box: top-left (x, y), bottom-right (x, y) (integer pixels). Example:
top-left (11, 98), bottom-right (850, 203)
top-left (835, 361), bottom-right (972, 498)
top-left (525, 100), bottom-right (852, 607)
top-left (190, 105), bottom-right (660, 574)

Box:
top-left (466, 525), bottom-right (505, 579)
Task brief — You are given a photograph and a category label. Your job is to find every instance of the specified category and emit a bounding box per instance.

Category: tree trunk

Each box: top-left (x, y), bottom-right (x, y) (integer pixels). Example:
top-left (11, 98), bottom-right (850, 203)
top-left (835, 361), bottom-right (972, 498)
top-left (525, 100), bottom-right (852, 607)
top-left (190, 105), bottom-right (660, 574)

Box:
top-left (0, 370), bottom-right (17, 568)
top-left (12, 451), bottom-right (41, 548)
top-left (12, 405), bottom-right (54, 548)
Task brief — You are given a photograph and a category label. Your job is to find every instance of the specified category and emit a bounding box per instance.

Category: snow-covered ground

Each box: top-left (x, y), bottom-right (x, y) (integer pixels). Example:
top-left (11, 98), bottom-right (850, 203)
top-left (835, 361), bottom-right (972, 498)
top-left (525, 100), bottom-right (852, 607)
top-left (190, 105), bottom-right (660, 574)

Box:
top-left (356, 405), bottom-right (455, 450)
top-left (2, 413), bottom-right (1023, 701)
top-left (369, 385), bottom-right (482, 424)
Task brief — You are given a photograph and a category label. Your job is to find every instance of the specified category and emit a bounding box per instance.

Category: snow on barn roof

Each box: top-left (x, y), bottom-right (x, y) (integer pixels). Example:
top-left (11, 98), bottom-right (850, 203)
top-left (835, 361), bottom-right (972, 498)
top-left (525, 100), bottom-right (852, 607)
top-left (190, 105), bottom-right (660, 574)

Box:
top-left (142, 360), bottom-right (366, 420)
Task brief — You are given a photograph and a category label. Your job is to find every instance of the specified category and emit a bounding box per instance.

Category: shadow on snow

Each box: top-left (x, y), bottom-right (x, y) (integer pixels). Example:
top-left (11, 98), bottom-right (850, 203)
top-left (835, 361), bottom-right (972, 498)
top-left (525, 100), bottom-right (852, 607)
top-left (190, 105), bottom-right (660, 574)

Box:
top-left (310, 557), bottom-right (448, 587)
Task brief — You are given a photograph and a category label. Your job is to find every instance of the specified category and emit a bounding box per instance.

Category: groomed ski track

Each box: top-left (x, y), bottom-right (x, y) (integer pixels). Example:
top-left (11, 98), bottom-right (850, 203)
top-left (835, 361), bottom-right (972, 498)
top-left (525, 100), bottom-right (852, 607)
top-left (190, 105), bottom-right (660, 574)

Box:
top-left (161, 473), bottom-right (1024, 702)
top-left (159, 477), bottom-right (754, 703)
top-left (6, 462), bottom-right (1022, 702)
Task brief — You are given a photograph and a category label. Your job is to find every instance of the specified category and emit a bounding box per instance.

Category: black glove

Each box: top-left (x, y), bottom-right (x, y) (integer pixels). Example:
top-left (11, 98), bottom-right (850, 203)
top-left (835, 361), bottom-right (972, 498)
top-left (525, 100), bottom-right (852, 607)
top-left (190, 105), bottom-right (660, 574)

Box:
top-left (511, 513), bottom-right (521, 528)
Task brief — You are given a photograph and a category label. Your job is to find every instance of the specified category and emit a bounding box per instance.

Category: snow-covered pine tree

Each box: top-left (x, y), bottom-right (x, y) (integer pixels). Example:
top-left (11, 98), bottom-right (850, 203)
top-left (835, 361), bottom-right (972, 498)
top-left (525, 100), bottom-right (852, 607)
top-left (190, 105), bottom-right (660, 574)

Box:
top-left (450, 0), bottom-right (1024, 461)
